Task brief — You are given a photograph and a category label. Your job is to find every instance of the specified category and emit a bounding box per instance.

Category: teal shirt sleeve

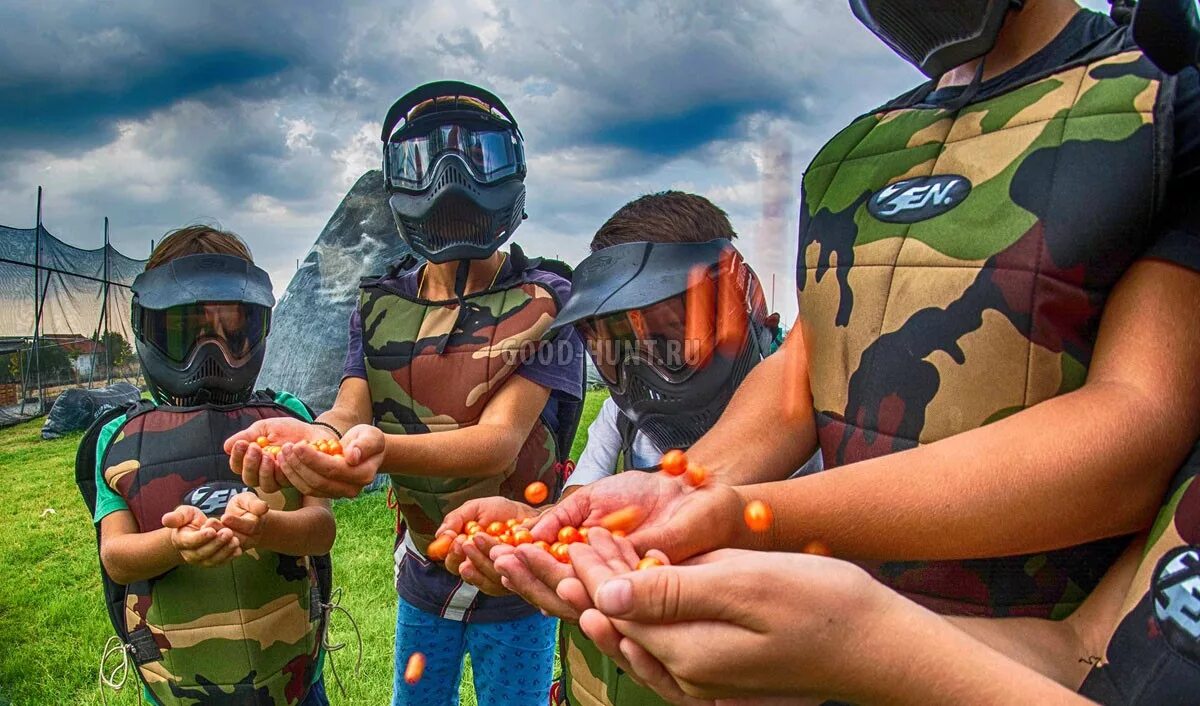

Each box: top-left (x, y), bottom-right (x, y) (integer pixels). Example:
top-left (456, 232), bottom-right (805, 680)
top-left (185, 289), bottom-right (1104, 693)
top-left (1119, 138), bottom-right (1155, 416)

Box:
top-left (92, 414), bottom-right (130, 523)
top-left (273, 391), bottom-right (315, 422)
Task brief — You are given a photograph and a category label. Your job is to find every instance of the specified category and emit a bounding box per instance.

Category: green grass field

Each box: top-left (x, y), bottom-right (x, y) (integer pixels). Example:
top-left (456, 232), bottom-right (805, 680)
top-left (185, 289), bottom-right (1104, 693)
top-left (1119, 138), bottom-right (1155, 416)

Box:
top-left (0, 389), bottom-right (607, 706)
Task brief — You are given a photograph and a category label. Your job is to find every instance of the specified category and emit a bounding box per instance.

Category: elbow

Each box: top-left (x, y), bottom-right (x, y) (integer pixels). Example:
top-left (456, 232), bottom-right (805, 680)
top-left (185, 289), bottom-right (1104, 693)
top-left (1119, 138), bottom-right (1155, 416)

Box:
top-left (100, 547), bottom-right (134, 585)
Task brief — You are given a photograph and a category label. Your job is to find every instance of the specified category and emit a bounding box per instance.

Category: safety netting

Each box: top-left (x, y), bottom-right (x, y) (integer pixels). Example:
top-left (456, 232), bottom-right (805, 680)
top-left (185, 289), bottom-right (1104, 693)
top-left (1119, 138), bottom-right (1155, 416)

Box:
top-left (0, 222), bottom-right (147, 428)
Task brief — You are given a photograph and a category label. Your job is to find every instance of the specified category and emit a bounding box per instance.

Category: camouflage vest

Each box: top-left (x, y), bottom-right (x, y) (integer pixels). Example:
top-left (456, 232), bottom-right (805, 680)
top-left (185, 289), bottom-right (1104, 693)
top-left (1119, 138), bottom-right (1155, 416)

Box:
top-left (358, 260), bottom-right (562, 553)
top-left (1078, 453), bottom-right (1200, 704)
top-left (100, 401), bottom-right (324, 705)
top-left (797, 31), bottom-right (1173, 617)
top-left (560, 412), bottom-right (666, 706)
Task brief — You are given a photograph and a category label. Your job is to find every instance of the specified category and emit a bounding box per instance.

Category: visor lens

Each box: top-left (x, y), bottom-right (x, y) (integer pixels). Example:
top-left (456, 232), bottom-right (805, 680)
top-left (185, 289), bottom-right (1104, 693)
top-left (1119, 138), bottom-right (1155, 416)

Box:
top-left (141, 302), bottom-right (269, 363)
top-left (577, 289), bottom-right (714, 385)
top-left (388, 124), bottom-right (523, 188)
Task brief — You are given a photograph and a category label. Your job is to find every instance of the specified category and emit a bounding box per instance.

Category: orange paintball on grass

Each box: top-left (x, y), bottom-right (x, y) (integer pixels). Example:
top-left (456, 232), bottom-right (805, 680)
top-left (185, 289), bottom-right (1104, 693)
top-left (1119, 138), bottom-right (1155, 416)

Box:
top-left (660, 449), bottom-right (688, 476)
top-left (405, 652), bottom-right (426, 685)
top-left (524, 481), bottom-right (549, 505)
top-left (743, 500), bottom-right (773, 533)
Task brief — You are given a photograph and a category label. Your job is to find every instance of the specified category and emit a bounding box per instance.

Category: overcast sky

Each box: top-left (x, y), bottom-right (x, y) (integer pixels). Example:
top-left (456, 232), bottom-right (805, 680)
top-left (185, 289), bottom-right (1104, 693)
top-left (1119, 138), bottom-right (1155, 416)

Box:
top-left (0, 0), bottom-right (1112, 321)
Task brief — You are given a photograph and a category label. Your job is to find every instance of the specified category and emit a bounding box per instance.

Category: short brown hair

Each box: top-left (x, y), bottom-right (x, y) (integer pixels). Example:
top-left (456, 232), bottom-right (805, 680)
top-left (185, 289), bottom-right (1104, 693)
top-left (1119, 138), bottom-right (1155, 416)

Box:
top-left (146, 225), bottom-right (253, 270)
top-left (590, 191), bottom-right (737, 251)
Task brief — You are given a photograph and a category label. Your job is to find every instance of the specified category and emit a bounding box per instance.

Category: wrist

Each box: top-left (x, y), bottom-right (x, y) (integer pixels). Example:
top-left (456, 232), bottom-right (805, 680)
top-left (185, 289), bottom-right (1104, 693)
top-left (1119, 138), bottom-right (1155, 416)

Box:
top-left (310, 420), bottom-right (342, 439)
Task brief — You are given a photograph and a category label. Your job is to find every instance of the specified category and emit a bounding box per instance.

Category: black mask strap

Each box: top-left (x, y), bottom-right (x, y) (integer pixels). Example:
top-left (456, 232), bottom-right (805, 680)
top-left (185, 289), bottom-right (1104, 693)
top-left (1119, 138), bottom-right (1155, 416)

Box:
top-left (943, 57), bottom-right (989, 113)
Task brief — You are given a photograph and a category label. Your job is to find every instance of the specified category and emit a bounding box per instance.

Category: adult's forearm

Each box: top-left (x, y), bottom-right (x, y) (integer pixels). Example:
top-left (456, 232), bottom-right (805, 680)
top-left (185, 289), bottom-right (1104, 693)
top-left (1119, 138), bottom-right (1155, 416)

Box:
top-left (845, 593), bottom-right (1091, 706)
top-left (101, 528), bottom-right (181, 584)
top-left (743, 381), bottom-right (1185, 561)
top-left (688, 344), bottom-right (818, 485)
top-left (382, 424), bottom-right (522, 478)
top-left (259, 506), bottom-right (336, 556)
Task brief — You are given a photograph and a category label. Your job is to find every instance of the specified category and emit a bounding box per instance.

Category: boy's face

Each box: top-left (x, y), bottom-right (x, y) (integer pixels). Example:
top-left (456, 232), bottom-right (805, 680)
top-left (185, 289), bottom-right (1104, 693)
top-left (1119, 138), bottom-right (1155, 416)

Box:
top-left (201, 303), bottom-right (251, 358)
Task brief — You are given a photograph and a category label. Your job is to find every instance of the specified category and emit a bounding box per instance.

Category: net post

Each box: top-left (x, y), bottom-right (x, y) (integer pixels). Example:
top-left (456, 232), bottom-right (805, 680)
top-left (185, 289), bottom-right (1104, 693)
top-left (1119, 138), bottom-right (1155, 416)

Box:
top-left (33, 186), bottom-right (43, 414)
top-left (103, 217), bottom-right (111, 386)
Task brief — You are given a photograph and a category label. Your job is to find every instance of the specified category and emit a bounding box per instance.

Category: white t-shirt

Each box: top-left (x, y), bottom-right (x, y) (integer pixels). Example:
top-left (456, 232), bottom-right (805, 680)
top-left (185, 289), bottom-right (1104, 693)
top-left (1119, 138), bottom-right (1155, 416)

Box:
top-left (566, 398), bottom-right (663, 488)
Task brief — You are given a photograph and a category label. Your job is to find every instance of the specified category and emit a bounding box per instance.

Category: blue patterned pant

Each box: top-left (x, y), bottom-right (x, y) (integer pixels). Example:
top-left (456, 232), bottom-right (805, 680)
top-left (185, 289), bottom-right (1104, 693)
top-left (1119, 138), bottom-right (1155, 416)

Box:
top-left (391, 596), bottom-right (557, 706)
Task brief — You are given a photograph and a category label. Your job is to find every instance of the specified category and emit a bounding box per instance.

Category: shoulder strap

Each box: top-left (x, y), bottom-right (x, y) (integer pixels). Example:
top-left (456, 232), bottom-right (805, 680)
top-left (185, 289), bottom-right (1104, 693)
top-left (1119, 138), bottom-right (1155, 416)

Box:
top-left (74, 404), bottom-right (133, 516)
top-left (615, 410), bottom-right (638, 472)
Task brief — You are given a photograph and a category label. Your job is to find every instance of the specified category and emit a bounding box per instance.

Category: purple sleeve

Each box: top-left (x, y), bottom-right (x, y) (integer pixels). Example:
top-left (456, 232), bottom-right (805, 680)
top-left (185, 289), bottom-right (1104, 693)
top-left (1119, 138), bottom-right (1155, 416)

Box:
top-left (516, 271), bottom-right (585, 401)
top-left (341, 308), bottom-right (367, 381)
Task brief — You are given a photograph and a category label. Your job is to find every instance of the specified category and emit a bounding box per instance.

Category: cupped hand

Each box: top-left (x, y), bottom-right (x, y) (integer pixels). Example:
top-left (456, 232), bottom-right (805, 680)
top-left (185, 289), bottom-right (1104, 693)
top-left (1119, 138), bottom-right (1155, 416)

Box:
top-left (219, 492), bottom-right (270, 550)
top-left (492, 542), bottom-right (582, 621)
top-left (162, 505), bottom-right (242, 568)
top-left (273, 426), bottom-right (382, 498)
top-left (585, 548), bottom-right (881, 703)
top-left (225, 417), bottom-right (333, 492)
top-left (532, 472), bottom-right (745, 563)
top-left (438, 497), bottom-right (539, 596)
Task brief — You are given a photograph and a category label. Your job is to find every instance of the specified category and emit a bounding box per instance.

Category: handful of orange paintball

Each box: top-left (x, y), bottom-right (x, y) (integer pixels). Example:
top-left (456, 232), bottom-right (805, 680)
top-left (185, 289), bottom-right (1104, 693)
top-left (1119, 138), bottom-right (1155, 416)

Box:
top-left (254, 436), bottom-right (342, 458)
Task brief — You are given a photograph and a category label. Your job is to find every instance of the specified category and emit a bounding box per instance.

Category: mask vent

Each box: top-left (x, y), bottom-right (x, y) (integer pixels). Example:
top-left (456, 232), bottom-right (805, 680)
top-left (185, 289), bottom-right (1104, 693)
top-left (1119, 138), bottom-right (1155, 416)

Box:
top-left (873, 1), bottom-right (989, 62)
top-left (185, 356), bottom-right (225, 385)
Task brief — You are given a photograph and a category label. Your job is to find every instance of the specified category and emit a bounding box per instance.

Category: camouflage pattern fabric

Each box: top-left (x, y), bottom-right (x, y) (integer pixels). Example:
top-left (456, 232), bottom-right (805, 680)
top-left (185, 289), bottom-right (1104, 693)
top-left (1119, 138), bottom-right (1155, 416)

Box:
top-left (102, 404), bottom-right (323, 705)
top-left (359, 276), bottom-right (561, 553)
top-left (1078, 454), bottom-right (1200, 704)
top-left (797, 43), bottom-right (1170, 617)
top-left (560, 614), bottom-right (669, 706)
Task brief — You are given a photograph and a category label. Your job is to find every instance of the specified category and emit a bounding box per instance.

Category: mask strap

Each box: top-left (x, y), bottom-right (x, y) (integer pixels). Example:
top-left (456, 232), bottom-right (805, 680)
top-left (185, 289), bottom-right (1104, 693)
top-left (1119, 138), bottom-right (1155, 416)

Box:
top-left (942, 56), bottom-right (989, 113)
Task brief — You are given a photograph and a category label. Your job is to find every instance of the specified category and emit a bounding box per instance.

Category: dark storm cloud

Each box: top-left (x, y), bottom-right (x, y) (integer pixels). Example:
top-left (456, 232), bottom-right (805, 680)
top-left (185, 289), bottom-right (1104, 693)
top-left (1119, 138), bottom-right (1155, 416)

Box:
top-left (0, 0), bottom-right (349, 151)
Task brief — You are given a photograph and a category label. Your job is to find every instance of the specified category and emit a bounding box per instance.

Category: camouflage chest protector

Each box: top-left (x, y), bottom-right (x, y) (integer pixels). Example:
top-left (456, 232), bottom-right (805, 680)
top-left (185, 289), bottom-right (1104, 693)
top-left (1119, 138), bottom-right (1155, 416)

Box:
top-left (83, 396), bottom-right (328, 705)
top-left (797, 30), bottom-right (1174, 617)
top-left (358, 246), bottom-right (566, 553)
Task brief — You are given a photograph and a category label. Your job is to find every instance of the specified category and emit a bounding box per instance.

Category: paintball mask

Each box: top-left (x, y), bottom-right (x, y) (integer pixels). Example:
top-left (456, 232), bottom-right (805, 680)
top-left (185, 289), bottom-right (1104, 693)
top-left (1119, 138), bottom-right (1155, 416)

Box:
top-left (850, 0), bottom-right (1024, 78)
top-left (1130, 0), bottom-right (1200, 74)
top-left (381, 81), bottom-right (527, 264)
top-left (131, 254), bottom-right (274, 406)
top-left (552, 239), bottom-right (770, 451)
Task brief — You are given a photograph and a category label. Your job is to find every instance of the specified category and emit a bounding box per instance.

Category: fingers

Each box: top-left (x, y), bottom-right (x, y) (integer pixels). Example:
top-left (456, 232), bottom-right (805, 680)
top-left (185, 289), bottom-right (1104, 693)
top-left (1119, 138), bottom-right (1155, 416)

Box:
top-left (493, 546), bottom-right (580, 621)
top-left (193, 536), bottom-right (243, 567)
top-left (223, 420), bottom-right (269, 455)
top-left (554, 577), bottom-right (595, 615)
top-left (231, 492), bottom-right (269, 517)
top-left (529, 488), bottom-right (592, 543)
top-left (173, 524), bottom-right (219, 551)
top-left (219, 511), bottom-right (260, 537)
top-left (463, 534), bottom-right (505, 586)
top-left (616, 636), bottom-right (707, 706)
top-left (579, 609), bottom-right (635, 673)
top-left (235, 441), bottom-right (266, 489)
top-left (342, 424), bottom-right (385, 467)
top-left (162, 505), bottom-right (204, 530)
top-left (594, 564), bottom-right (735, 624)
top-left (278, 443), bottom-right (365, 498)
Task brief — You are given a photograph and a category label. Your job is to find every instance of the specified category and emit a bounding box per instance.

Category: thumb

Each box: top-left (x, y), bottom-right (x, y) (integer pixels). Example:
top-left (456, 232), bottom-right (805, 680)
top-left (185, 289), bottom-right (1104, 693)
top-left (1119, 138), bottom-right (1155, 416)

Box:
top-left (162, 505), bottom-right (203, 529)
top-left (234, 492), bottom-right (270, 517)
top-left (594, 564), bottom-right (732, 624)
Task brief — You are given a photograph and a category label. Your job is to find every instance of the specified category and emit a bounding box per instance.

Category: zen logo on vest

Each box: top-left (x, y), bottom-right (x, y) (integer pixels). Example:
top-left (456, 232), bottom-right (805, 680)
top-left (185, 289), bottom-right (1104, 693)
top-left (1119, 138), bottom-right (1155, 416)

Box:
top-left (185, 482), bottom-right (253, 517)
top-left (1153, 547), bottom-right (1200, 656)
top-left (868, 176), bottom-right (972, 224)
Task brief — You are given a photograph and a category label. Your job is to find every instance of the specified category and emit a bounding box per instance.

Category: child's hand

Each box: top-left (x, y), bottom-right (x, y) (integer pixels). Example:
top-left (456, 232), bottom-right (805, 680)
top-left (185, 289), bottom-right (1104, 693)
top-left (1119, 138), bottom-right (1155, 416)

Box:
top-left (438, 497), bottom-right (540, 596)
top-left (225, 418), bottom-right (337, 492)
top-left (273, 424), bottom-right (383, 498)
top-left (162, 505), bottom-right (242, 568)
top-left (220, 492), bottom-right (270, 550)
top-left (340, 424), bottom-right (386, 468)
